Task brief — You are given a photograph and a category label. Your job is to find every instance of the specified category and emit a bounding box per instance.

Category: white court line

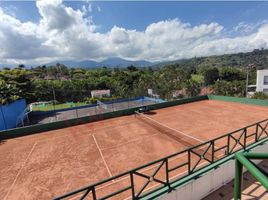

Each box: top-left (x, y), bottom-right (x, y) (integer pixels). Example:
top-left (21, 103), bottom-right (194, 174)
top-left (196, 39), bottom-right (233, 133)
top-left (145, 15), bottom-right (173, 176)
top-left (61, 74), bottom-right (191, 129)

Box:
top-left (92, 152), bottom-right (188, 191)
top-left (92, 134), bottom-right (113, 178)
top-left (3, 142), bottom-right (37, 200)
top-left (55, 130), bottom-right (260, 199)
top-left (64, 136), bottom-right (255, 198)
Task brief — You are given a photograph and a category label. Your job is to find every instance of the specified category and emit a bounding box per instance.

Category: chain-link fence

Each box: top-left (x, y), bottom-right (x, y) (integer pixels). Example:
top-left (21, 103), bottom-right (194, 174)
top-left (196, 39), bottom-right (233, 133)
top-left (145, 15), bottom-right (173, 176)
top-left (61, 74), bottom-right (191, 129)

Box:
top-left (27, 93), bottom-right (165, 126)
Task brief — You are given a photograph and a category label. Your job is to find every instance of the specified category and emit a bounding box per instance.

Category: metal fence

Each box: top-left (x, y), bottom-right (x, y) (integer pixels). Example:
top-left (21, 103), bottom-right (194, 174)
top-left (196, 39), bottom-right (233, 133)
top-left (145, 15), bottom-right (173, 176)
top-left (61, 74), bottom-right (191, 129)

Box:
top-left (53, 118), bottom-right (268, 200)
top-left (28, 97), bottom-right (162, 126)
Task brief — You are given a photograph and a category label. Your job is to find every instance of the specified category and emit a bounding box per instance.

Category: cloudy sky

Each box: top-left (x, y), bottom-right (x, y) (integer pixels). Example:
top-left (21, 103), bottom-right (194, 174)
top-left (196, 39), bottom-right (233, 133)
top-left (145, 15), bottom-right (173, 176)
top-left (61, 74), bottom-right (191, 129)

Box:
top-left (0, 0), bottom-right (268, 65)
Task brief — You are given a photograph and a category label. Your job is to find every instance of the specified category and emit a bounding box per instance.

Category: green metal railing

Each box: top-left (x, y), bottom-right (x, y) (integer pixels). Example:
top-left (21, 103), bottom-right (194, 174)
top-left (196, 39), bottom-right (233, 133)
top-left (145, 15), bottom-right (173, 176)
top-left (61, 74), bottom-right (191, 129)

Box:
top-left (53, 118), bottom-right (268, 200)
top-left (234, 152), bottom-right (268, 200)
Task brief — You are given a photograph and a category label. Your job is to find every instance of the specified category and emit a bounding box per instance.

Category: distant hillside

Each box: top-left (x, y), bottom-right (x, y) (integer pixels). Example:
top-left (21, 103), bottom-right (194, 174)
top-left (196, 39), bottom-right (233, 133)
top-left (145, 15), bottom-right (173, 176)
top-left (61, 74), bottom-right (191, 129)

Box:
top-left (1, 49), bottom-right (268, 69)
top-left (155, 49), bottom-right (268, 70)
top-left (46, 57), bottom-right (153, 68)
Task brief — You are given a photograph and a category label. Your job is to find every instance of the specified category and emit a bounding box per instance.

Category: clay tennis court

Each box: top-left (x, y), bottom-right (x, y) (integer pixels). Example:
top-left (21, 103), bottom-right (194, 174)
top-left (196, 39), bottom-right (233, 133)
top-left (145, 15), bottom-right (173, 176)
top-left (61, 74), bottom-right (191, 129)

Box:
top-left (1, 99), bottom-right (268, 200)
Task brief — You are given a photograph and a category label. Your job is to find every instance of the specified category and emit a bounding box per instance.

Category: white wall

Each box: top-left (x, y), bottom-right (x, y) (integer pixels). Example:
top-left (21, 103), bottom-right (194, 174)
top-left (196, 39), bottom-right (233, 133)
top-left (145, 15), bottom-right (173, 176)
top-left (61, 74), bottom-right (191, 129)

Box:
top-left (160, 141), bottom-right (268, 200)
top-left (256, 70), bottom-right (268, 94)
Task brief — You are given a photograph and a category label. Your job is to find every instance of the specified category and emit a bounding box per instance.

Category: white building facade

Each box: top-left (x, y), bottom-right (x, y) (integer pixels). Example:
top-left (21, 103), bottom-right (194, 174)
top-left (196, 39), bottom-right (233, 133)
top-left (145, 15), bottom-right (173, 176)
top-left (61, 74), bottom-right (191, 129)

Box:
top-left (256, 70), bottom-right (268, 95)
top-left (91, 90), bottom-right (111, 98)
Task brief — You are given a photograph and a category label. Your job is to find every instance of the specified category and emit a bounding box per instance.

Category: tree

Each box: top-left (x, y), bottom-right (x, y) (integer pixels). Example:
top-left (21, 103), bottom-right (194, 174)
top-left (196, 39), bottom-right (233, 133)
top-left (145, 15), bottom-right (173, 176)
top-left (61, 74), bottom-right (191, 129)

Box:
top-left (219, 67), bottom-right (245, 81)
top-left (18, 64), bottom-right (25, 69)
top-left (0, 79), bottom-right (19, 104)
top-left (0, 68), bottom-right (34, 103)
top-left (127, 65), bottom-right (138, 72)
top-left (185, 80), bottom-right (201, 97)
top-left (203, 67), bottom-right (219, 85)
top-left (213, 80), bottom-right (245, 97)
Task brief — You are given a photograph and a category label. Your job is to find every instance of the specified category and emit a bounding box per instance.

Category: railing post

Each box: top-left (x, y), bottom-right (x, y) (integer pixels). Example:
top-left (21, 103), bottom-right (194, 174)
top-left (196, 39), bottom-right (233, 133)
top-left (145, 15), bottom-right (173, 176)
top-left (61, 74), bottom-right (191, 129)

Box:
top-left (227, 135), bottom-right (230, 155)
top-left (255, 123), bottom-right (259, 142)
top-left (211, 140), bottom-right (215, 163)
top-left (243, 128), bottom-right (247, 150)
top-left (92, 187), bottom-right (97, 200)
top-left (234, 159), bottom-right (243, 200)
top-left (130, 172), bottom-right (135, 199)
top-left (188, 150), bottom-right (191, 174)
top-left (165, 158), bottom-right (170, 190)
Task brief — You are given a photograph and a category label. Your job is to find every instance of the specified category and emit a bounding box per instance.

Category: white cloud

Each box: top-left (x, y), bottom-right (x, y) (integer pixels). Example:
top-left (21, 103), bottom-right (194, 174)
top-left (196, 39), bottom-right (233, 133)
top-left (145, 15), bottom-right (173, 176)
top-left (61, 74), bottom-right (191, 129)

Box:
top-left (0, 0), bottom-right (268, 65)
top-left (233, 21), bottom-right (267, 35)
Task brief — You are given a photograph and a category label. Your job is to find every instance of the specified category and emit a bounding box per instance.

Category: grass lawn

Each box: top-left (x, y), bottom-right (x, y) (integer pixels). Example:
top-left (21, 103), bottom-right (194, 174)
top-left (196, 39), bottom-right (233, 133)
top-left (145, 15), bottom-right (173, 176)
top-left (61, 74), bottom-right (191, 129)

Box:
top-left (31, 102), bottom-right (90, 111)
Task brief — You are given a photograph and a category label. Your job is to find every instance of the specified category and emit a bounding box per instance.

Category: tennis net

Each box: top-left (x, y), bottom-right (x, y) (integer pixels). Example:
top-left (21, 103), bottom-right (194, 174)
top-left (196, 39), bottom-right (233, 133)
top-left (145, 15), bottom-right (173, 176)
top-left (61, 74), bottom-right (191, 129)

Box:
top-left (135, 111), bottom-right (216, 160)
top-left (135, 111), bottom-right (204, 148)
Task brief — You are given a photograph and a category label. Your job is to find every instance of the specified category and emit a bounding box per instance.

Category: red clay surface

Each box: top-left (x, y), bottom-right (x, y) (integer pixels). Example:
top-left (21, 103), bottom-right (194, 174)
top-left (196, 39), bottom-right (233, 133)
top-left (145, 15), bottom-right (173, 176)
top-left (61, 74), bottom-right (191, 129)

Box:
top-left (1, 100), bottom-right (268, 200)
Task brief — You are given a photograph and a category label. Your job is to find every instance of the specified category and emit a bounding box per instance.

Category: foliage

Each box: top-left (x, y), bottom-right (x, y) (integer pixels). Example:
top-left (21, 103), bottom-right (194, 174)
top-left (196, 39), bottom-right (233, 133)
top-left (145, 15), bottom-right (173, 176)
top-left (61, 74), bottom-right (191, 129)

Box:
top-left (213, 80), bottom-right (246, 97)
top-left (251, 92), bottom-right (268, 100)
top-left (0, 68), bottom-right (33, 104)
top-left (219, 67), bottom-right (245, 82)
top-left (0, 79), bottom-right (20, 104)
top-left (185, 80), bottom-right (201, 97)
top-left (203, 67), bottom-right (219, 85)
top-left (191, 74), bottom-right (204, 84)
top-left (1, 48), bottom-right (267, 105)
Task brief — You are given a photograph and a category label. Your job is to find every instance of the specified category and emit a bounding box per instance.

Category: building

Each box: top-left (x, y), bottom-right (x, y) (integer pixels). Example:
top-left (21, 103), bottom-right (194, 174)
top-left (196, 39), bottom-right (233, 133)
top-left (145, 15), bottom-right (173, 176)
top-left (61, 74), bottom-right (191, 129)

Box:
top-left (256, 69), bottom-right (268, 94)
top-left (91, 89), bottom-right (111, 98)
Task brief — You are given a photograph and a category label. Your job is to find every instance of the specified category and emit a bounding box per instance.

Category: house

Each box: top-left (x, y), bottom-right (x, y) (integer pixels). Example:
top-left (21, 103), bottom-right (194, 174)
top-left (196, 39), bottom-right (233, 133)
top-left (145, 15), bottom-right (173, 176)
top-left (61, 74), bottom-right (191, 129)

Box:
top-left (256, 69), bottom-right (268, 94)
top-left (91, 90), bottom-right (111, 98)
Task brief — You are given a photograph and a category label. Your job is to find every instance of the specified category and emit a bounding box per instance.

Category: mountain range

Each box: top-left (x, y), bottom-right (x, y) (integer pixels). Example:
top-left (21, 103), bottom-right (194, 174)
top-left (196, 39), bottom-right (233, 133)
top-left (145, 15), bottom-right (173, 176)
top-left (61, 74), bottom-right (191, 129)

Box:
top-left (1, 49), bottom-right (268, 69)
top-left (0, 57), bottom-right (154, 69)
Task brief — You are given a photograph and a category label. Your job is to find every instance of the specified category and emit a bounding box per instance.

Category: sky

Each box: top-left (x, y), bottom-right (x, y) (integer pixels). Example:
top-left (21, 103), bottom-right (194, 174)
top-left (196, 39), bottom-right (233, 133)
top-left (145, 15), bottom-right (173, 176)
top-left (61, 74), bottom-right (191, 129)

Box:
top-left (0, 0), bottom-right (268, 65)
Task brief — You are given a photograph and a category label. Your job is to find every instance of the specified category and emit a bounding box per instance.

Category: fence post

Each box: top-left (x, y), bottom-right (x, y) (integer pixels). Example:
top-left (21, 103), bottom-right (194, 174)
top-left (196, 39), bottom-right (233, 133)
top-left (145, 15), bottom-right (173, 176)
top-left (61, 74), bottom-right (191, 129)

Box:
top-left (0, 105), bottom-right (7, 130)
top-left (75, 109), bottom-right (79, 118)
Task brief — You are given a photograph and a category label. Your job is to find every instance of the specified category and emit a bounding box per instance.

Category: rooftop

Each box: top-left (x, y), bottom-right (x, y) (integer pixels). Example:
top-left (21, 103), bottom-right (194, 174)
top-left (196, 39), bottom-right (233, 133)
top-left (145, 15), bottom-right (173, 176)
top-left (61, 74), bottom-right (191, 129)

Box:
top-left (1, 97), bottom-right (268, 199)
